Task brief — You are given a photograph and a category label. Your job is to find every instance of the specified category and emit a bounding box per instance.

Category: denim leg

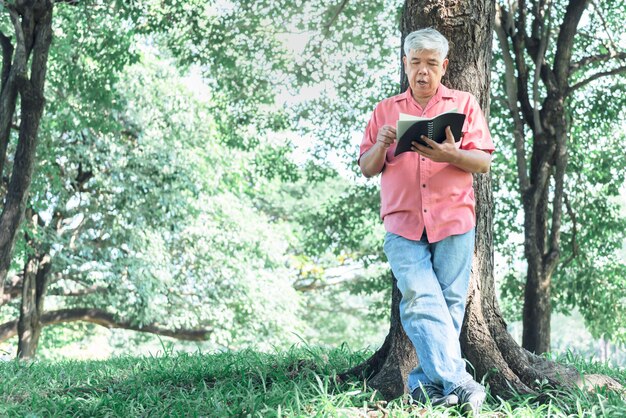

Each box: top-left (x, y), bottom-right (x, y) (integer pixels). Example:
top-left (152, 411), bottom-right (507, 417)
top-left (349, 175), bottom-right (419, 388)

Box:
top-left (431, 228), bottom-right (475, 337)
top-left (383, 231), bottom-right (474, 396)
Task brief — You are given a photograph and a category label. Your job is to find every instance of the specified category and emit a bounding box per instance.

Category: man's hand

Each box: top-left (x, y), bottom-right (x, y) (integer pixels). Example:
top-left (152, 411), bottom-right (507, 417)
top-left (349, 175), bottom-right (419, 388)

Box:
top-left (376, 125), bottom-right (396, 150)
top-left (411, 126), bottom-right (459, 163)
top-left (412, 126), bottom-right (491, 173)
top-left (359, 125), bottom-right (396, 178)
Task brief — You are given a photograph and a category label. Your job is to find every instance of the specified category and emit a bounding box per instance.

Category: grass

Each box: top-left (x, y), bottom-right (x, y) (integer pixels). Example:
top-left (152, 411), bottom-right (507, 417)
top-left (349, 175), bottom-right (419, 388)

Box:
top-left (0, 344), bottom-right (624, 417)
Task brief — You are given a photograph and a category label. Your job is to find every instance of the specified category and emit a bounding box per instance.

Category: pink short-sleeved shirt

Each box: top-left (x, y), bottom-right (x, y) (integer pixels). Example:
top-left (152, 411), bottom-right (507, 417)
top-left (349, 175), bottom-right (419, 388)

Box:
top-left (359, 85), bottom-right (495, 243)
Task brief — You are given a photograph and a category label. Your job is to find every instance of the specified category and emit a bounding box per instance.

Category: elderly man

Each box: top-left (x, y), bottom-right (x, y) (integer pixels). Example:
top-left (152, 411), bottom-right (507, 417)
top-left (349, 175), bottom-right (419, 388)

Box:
top-left (358, 28), bottom-right (494, 413)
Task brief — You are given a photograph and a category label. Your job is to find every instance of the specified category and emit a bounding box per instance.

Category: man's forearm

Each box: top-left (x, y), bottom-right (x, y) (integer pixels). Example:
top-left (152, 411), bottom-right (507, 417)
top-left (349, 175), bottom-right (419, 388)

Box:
top-left (359, 143), bottom-right (387, 177)
top-left (450, 149), bottom-right (492, 173)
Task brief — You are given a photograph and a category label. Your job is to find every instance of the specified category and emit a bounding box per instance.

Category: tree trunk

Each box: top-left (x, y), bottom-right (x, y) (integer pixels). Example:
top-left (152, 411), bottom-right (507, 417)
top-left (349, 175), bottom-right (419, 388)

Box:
top-left (0, 1), bottom-right (54, 308)
top-left (521, 97), bottom-right (569, 353)
top-left (17, 253), bottom-right (51, 359)
top-left (522, 264), bottom-right (551, 353)
top-left (340, 0), bottom-right (615, 400)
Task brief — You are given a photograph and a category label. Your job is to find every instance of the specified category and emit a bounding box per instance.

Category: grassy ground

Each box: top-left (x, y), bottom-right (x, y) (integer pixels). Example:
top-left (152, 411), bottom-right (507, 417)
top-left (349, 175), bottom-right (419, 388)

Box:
top-left (0, 344), bottom-right (624, 417)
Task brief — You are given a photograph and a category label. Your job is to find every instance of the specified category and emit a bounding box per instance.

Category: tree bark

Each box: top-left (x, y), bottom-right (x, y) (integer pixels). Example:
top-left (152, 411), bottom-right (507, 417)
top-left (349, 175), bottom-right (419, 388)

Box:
top-left (340, 0), bottom-right (621, 400)
top-left (0, 308), bottom-right (214, 343)
top-left (0, 1), bottom-right (54, 309)
top-left (522, 265), bottom-right (552, 353)
top-left (0, 31), bottom-right (18, 180)
top-left (17, 253), bottom-right (51, 359)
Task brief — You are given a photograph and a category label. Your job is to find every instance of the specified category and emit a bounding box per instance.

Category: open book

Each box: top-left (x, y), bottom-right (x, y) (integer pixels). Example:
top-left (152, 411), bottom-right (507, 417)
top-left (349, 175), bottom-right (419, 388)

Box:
top-left (395, 109), bottom-right (466, 156)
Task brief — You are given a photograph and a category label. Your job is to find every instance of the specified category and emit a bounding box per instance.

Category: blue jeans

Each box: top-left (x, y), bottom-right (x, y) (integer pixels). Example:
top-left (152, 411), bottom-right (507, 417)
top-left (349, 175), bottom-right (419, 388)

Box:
top-left (383, 229), bottom-right (475, 396)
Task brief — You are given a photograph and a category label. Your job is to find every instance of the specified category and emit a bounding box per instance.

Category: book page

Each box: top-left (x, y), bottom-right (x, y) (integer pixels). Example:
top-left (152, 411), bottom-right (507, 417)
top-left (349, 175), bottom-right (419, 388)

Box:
top-left (399, 113), bottom-right (428, 121)
top-left (399, 108), bottom-right (458, 121)
top-left (396, 120), bottom-right (416, 142)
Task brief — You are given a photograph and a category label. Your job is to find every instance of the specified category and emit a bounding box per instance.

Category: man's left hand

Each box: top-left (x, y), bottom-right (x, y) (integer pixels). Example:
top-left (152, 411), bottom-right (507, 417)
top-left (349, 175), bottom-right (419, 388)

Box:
top-left (411, 126), bottom-right (459, 164)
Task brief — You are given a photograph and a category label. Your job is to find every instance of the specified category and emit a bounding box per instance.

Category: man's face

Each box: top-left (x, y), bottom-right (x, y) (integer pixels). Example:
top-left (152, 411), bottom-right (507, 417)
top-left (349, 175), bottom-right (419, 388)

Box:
top-left (403, 49), bottom-right (448, 101)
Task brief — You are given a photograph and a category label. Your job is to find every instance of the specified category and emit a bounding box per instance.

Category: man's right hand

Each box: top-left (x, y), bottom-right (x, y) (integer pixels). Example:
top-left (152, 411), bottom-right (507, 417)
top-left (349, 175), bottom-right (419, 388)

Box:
top-left (376, 125), bottom-right (396, 149)
top-left (360, 125), bottom-right (396, 178)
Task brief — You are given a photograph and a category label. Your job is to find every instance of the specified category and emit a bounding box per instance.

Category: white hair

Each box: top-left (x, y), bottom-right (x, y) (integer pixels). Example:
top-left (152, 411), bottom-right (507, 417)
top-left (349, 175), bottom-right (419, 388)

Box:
top-left (403, 28), bottom-right (449, 61)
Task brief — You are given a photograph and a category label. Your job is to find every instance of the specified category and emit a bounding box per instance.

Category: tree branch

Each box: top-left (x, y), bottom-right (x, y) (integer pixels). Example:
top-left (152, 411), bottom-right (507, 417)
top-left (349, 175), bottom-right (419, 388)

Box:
top-left (560, 193), bottom-right (579, 268)
top-left (304, 0), bottom-right (351, 65)
top-left (527, 0), bottom-right (559, 94)
top-left (529, 0), bottom-right (541, 42)
top-left (47, 285), bottom-right (106, 297)
top-left (510, 4), bottom-right (537, 131)
top-left (545, 135), bottom-right (567, 276)
top-left (0, 0), bottom-right (16, 11)
top-left (567, 65), bottom-right (626, 95)
top-left (3, 1), bottom-right (28, 80)
top-left (71, 162), bottom-right (93, 192)
top-left (531, 0), bottom-right (551, 135)
top-left (293, 275), bottom-right (358, 292)
top-left (0, 23), bottom-right (19, 183)
top-left (495, 4), bottom-right (530, 193)
top-left (589, 0), bottom-right (620, 56)
top-left (293, 262), bottom-right (365, 291)
top-left (0, 308), bottom-right (213, 343)
top-left (530, 140), bottom-right (556, 211)
top-left (323, 0), bottom-right (350, 36)
top-left (28, 0), bottom-right (53, 94)
top-left (570, 52), bottom-right (626, 73)
top-left (0, 31), bottom-right (13, 93)
top-left (553, 0), bottom-right (589, 90)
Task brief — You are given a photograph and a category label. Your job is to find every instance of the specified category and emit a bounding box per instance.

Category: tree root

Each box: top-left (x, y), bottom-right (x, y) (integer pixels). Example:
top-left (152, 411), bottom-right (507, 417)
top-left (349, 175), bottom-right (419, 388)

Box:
top-left (339, 276), bottom-right (624, 401)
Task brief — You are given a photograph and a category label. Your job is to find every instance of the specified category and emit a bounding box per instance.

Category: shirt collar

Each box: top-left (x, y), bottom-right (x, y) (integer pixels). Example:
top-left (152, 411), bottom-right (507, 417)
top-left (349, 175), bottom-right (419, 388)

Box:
top-left (396, 84), bottom-right (455, 104)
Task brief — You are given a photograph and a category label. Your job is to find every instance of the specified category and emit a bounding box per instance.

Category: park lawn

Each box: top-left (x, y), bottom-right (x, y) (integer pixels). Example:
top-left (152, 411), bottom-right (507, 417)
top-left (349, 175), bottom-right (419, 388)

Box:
top-left (0, 344), bottom-right (624, 417)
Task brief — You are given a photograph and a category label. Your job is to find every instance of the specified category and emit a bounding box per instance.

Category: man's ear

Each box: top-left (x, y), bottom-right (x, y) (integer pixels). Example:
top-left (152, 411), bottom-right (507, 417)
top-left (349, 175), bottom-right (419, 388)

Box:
top-left (402, 55), bottom-right (408, 72)
top-left (442, 58), bottom-right (449, 75)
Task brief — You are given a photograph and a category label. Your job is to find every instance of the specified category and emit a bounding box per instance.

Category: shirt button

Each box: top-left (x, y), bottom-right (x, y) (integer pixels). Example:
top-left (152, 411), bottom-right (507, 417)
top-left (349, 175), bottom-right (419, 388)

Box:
top-left (422, 184), bottom-right (426, 188)
top-left (421, 158), bottom-right (425, 161)
top-left (424, 209), bottom-right (427, 213)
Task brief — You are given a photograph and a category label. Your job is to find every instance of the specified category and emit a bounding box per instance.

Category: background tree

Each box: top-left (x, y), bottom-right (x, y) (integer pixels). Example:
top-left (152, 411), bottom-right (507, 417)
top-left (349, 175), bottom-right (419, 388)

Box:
top-left (493, 0), bottom-right (626, 354)
top-left (0, 0), bottom-right (53, 316)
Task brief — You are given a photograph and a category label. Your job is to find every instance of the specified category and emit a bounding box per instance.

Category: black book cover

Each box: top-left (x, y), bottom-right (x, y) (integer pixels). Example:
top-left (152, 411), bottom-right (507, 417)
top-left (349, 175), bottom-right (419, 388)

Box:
top-left (394, 112), bottom-right (466, 156)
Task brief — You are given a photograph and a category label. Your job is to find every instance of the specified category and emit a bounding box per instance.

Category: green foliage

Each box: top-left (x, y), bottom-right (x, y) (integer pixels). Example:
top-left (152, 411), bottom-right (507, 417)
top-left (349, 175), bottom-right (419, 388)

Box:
top-left (0, 38), bottom-right (308, 353)
top-left (0, 347), bottom-right (624, 416)
top-left (303, 184), bottom-right (384, 263)
top-left (1, 0), bottom-right (411, 357)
